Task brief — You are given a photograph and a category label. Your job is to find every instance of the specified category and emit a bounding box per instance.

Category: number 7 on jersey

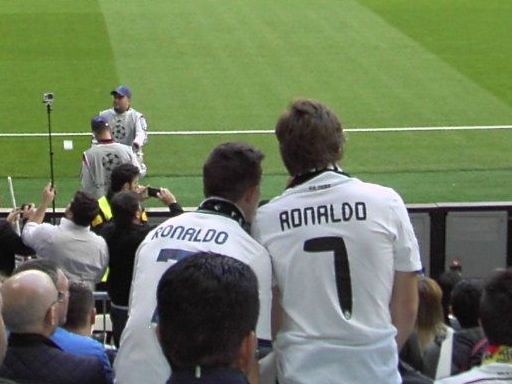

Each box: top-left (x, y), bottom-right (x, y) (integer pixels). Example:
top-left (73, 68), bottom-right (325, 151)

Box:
top-left (304, 236), bottom-right (352, 320)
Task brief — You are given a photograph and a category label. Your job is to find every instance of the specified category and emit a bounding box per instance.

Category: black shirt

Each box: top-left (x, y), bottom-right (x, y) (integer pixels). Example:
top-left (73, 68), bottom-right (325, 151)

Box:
top-left (101, 222), bottom-right (155, 306)
top-left (169, 367), bottom-right (249, 384)
top-left (0, 220), bottom-right (34, 276)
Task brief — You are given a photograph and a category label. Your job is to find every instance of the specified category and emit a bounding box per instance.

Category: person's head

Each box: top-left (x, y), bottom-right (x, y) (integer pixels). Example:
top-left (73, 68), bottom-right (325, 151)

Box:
top-left (203, 142), bottom-right (264, 221)
top-left (416, 277), bottom-right (444, 333)
top-left (66, 191), bottom-right (99, 227)
top-left (108, 163), bottom-right (141, 199)
top-left (111, 191), bottom-right (142, 227)
top-left (90, 116), bottom-right (111, 138)
top-left (1, 270), bottom-right (60, 336)
top-left (479, 269), bottom-right (512, 346)
top-left (450, 278), bottom-right (483, 329)
top-left (156, 252), bottom-right (259, 373)
top-left (14, 259), bottom-right (70, 326)
top-left (275, 99), bottom-right (345, 176)
top-left (436, 270), bottom-right (463, 324)
top-left (111, 85), bottom-right (131, 113)
top-left (64, 282), bottom-right (95, 334)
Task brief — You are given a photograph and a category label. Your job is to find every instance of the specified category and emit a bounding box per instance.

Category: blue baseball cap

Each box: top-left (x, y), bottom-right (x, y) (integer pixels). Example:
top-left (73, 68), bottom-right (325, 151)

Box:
top-left (91, 116), bottom-right (110, 132)
top-left (111, 85), bottom-right (132, 98)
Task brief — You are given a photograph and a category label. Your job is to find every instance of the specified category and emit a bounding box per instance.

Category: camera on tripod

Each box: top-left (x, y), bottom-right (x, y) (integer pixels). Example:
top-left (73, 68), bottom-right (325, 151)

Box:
top-left (42, 92), bottom-right (54, 105)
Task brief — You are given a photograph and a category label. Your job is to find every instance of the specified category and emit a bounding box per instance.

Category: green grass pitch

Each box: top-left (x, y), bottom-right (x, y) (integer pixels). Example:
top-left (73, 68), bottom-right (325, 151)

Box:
top-left (1, 0), bottom-right (512, 208)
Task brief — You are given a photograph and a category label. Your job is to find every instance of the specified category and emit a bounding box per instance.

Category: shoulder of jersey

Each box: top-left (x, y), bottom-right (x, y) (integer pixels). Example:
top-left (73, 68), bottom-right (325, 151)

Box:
top-left (258, 175), bottom-right (401, 210)
top-left (141, 212), bottom-right (267, 251)
top-left (127, 108), bottom-right (143, 117)
top-left (352, 179), bottom-right (403, 203)
top-left (99, 109), bottom-right (114, 117)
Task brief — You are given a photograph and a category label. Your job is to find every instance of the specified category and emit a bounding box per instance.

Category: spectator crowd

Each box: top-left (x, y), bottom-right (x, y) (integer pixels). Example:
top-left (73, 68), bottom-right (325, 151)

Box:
top-left (0, 94), bottom-right (510, 384)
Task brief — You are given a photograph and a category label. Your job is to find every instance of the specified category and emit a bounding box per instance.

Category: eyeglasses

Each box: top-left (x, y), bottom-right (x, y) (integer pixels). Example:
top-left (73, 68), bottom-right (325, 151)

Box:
top-left (57, 291), bottom-right (66, 303)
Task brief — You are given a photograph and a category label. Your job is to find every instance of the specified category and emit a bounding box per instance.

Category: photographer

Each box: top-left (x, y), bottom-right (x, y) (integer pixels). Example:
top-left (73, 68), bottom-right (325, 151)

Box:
top-left (91, 163), bottom-right (183, 231)
top-left (99, 191), bottom-right (157, 346)
top-left (0, 206), bottom-right (35, 276)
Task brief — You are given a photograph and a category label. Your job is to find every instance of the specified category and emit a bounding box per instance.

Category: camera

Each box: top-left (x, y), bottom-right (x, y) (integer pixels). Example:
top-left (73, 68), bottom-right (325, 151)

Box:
top-left (42, 92), bottom-right (54, 105)
top-left (20, 203), bottom-right (32, 211)
top-left (147, 187), bottom-right (160, 198)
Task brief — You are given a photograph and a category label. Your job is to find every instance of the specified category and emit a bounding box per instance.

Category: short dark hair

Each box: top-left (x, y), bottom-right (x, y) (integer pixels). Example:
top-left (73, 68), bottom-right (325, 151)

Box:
top-left (479, 269), bottom-right (512, 346)
top-left (156, 252), bottom-right (259, 370)
top-left (111, 191), bottom-right (140, 228)
top-left (70, 191), bottom-right (99, 226)
top-left (108, 163), bottom-right (140, 199)
top-left (203, 142), bottom-right (264, 202)
top-left (14, 259), bottom-right (60, 286)
top-left (275, 99), bottom-right (345, 176)
top-left (436, 270), bottom-right (462, 324)
top-left (64, 282), bottom-right (94, 330)
top-left (450, 278), bottom-right (483, 329)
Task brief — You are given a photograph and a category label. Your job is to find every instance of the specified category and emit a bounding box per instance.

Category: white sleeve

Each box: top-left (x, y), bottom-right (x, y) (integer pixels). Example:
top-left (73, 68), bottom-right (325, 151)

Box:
top-left (21, 222), bottom-right (54, 254)
top-left (128, 147), bottom-right (146, 177)
top-left (133, 113), bottom-right (148, 148)
top-left (81, 151), bottom-right (102, 198)
top-left (249, 248), bottom-right (273, 341)
top-left (390, 194), bottom-right (422, 272)
top-left (80, 152), bottom-right (92, 190)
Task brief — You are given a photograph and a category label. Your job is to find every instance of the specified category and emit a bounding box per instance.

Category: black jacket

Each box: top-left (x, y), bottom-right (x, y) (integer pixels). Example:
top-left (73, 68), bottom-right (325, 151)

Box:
top-left (169, 367), bottom-right (249, 384)
top-left (0, 221), bottom-right (34, 276)
top-left (452, 326), bottom-right (485, 374)
top-left (101, 222), bottom-right (155, 306)
top-left (0, 333), bottom-right (108, 384)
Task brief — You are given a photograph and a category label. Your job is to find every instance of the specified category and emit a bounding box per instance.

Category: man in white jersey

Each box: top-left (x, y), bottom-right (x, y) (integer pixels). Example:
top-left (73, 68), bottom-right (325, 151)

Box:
top-left (81, 116), bottom-right (141, 199)
top-left (99, 85), bottom-right (148, 174)
top-left (114, 142), bottom-right (272, 384)
top-left (437, 269), bottom-right (512, 384)
top-left (251, 99), bottom-right (422, 384)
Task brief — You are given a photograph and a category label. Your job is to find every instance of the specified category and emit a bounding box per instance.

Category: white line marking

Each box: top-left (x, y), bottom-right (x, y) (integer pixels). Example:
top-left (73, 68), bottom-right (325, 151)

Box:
top-left (0, 125), bottom-right (510, 137)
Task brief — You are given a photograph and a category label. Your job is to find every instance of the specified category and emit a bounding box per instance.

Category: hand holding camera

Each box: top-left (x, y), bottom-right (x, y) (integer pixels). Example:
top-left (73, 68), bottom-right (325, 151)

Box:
top-left (144, 186), bottom-right (177, 206)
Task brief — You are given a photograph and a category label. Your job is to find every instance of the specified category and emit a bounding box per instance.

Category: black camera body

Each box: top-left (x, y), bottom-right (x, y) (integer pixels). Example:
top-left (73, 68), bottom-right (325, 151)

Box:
top-left (43, 92), bottom-right (54, 105)
top-left (147, 187), bottom-right (160, 198)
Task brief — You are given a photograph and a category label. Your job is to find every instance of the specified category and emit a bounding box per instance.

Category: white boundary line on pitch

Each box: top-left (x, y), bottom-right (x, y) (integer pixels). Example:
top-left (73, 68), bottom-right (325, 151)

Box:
top-left (0, 124), bottom-right (511, 137)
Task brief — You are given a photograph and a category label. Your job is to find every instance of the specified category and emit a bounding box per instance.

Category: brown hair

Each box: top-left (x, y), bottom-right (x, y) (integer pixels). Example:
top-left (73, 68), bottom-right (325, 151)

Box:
top-left (416, 277), bottom-right (445, 351)
top-left (64, 282), bottom-right (94, 330)
top-left (275, 99), bottom-right (345, 176)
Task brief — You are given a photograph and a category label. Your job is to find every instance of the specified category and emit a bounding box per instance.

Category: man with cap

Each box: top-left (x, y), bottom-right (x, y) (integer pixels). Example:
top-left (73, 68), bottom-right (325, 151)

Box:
top-left (81, 116), bottom-right (141, 200)
top-left (99, 85), bottom-right (148, 175)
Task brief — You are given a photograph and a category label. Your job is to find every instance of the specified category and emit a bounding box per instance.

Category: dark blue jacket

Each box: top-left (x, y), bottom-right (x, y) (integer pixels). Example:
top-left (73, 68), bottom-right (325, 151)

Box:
top-left (0, 333), bottom-right (108, 384)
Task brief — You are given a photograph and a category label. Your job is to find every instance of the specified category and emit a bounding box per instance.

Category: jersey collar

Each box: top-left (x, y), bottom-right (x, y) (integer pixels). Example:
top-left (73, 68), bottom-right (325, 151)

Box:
top-left (197, 197), bottom-right (249, 232)
top-left (97, 138), bottom-right (115, 144)
top-left (287, 164), bottom-right (349, 189)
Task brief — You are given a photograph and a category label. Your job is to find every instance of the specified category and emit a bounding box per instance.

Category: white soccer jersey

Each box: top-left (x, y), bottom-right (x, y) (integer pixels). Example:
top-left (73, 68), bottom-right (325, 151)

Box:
top-left (114, 206), bottom-right (272, 384)
top-left (100, 108), bottom-right (147, 148)
top-left (436, 363), bottom-right (512, 383)
top-left (252, 170), bottom-right (422, 384)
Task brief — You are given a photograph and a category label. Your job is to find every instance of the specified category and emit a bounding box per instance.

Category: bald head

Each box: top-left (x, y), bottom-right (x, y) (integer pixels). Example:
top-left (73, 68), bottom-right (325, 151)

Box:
top-left (1, 270), bottom-right (59, 334)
